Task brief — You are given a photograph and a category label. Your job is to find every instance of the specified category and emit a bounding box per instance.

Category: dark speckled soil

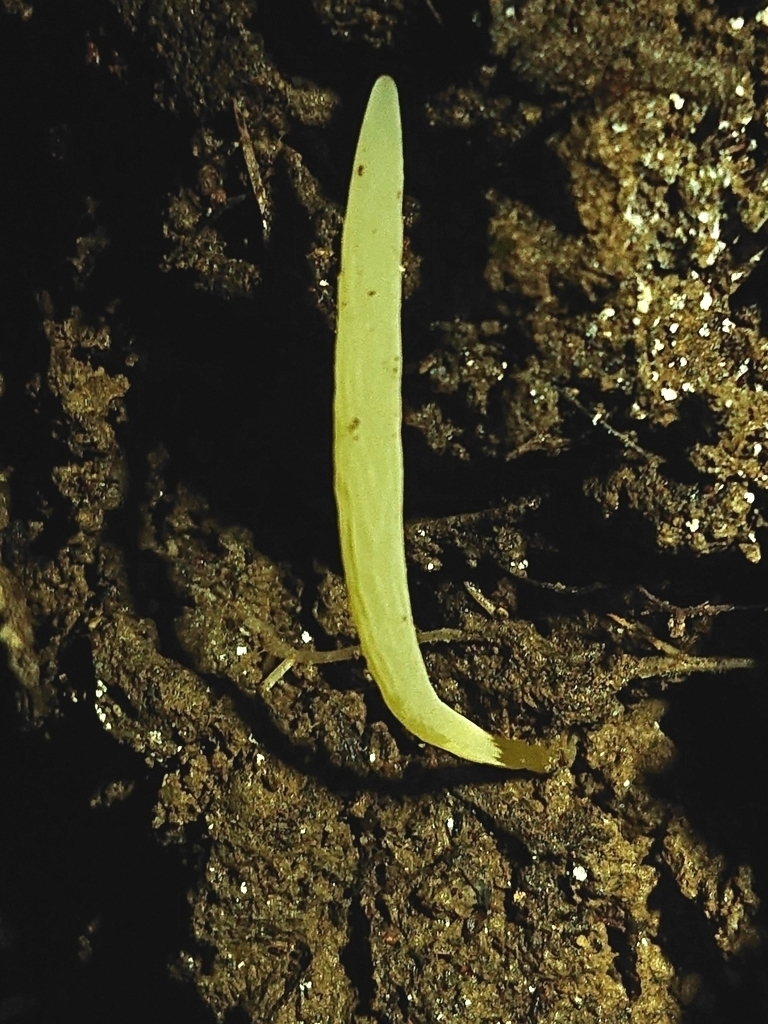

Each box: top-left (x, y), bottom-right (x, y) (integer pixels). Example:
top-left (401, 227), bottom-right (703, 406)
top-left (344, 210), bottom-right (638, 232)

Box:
top-left (1, 1), bottom-right (767, 1022)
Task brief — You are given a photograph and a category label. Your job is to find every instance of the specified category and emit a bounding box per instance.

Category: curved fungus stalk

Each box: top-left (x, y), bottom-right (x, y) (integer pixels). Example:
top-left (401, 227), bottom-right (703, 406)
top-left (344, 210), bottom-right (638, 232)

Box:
top-left (333, 76), bottom-right (558, 771)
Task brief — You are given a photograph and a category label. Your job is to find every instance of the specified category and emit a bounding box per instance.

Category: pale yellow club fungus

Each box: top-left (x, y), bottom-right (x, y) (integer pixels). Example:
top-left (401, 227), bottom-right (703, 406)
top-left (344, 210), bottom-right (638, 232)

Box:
top-left (334, 76), bottom-right (558, 772)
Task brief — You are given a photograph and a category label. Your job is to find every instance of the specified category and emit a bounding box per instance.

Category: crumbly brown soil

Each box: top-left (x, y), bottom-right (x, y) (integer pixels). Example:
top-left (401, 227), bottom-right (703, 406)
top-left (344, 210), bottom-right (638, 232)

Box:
top-left (1, 2), bottom-right (766, 1022)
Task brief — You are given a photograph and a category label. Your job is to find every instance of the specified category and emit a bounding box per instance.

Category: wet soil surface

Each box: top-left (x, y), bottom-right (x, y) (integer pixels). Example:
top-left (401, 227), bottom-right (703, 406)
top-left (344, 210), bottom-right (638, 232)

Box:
top-left (1, 1), bottom-right (767, 1021)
